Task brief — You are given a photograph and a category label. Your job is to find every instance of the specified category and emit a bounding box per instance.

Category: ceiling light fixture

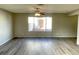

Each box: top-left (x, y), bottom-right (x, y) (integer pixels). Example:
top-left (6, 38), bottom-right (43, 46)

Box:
top-left (35, 12), bottom-right (41, 16)
top-left (34, 8), bottom-right (45, 16)
top-left (35, 8), bottom-right (41, 16)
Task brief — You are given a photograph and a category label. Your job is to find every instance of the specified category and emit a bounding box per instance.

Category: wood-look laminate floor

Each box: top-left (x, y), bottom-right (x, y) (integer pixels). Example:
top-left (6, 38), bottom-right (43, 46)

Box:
top-left (0, 38), bottom-right (79, 55)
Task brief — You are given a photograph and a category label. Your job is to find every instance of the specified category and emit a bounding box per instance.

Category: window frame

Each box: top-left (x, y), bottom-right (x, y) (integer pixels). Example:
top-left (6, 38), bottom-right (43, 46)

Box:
top-left (28, 16), bottom-right (52, 32)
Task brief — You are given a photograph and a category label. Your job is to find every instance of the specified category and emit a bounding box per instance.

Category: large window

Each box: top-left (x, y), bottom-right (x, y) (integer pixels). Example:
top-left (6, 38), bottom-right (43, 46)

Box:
top-left (28, 17), bottom-right (52, 32)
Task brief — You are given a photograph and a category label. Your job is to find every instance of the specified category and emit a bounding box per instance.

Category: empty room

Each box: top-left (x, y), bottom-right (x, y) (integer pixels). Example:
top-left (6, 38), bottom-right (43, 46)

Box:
top-left (0, 4), bottom-right (79, 55)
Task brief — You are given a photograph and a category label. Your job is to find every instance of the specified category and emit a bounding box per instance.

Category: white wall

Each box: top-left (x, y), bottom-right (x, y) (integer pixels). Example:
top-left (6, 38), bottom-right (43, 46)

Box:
top-left (77, 16), bottom-right (79, 45)
top-left (0, 10), bottom-right (13, 45)
top-left (13, 13), bottom-right (77, 37)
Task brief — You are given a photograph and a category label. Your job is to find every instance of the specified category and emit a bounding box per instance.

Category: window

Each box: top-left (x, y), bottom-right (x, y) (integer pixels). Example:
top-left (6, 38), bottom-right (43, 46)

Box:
top-left (28, 17), bottom-right (52, 32)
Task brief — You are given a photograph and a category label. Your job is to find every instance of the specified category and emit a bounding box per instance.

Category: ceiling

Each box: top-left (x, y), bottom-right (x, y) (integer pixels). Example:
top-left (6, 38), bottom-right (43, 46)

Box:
top-left (0, 4), bottom-right (79, 13)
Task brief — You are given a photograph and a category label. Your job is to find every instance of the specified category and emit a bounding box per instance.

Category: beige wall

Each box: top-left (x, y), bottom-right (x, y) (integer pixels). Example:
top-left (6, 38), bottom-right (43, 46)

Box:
top-left (0, 10), bottom-right (13, 45)
top-left (13, 13), bottom-right (77, 37)
top-left (69, 15), bottom-right (78, 37)
top-left (53, 14), bottom-right (77, 37)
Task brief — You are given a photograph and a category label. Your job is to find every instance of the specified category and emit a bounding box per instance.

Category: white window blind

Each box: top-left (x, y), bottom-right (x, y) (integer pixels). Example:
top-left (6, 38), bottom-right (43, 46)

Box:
top-left (28, 17), bottom-right (52, 32)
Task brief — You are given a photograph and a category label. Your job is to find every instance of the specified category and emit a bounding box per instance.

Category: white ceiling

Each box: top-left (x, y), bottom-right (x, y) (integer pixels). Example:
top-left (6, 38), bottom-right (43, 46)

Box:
top-left (0, 4), bottom-right (79, 13)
